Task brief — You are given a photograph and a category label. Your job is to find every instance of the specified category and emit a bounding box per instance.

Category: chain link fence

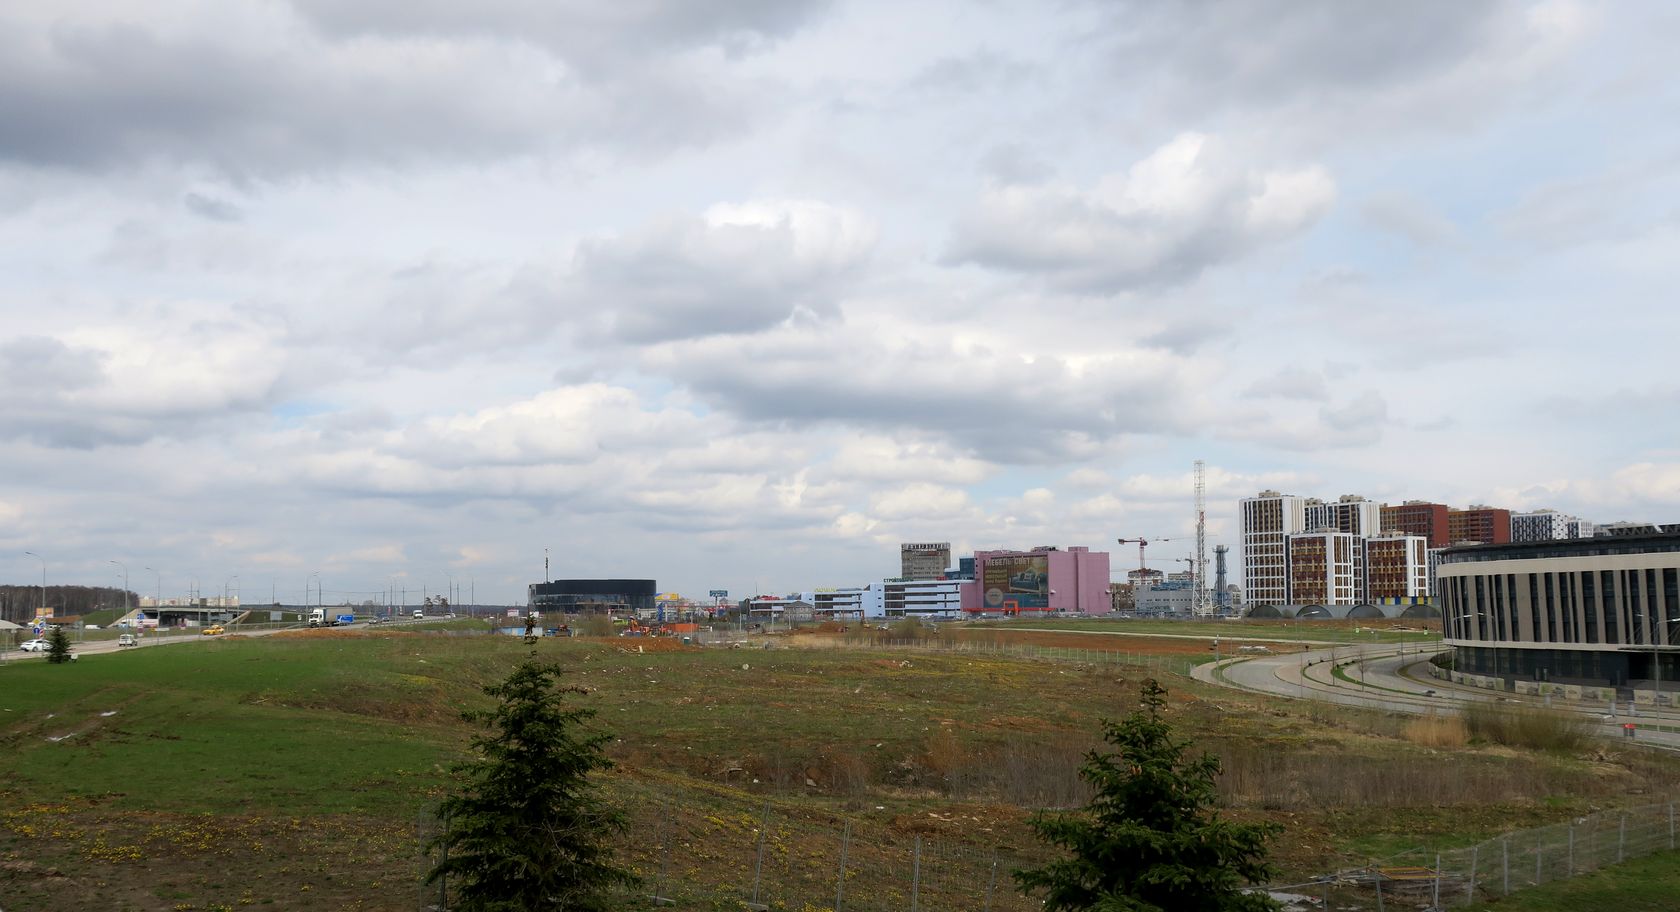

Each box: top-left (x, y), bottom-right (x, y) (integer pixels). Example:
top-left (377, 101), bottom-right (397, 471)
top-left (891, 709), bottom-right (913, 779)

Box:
top-left (417, 791), bottom-right (1680, 911)
top-left (1263, 798), bottom-right (1680, 910)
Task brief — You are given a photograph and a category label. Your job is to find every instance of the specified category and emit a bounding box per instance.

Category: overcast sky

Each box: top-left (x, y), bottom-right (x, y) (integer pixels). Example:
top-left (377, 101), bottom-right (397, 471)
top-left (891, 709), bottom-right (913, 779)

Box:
top-left (3, 1), bottom-right (1678, 605)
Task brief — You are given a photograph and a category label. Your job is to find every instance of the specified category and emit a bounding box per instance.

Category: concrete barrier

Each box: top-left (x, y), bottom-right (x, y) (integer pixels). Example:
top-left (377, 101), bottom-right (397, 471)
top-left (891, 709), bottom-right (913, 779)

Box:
top-left (1561, 684), bottom-right (1583, 700)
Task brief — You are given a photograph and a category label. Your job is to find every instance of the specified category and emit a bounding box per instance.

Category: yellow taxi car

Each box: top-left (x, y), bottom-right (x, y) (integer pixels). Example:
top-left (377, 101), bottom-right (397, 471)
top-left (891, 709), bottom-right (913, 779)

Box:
top-left (201, 624), bottom-right (226, 636)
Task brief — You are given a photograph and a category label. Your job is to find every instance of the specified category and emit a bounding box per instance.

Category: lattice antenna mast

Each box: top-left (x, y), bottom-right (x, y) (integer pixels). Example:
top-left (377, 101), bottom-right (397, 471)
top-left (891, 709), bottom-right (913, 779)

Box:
top-left (1193, 460), bottom-right (1211, 617)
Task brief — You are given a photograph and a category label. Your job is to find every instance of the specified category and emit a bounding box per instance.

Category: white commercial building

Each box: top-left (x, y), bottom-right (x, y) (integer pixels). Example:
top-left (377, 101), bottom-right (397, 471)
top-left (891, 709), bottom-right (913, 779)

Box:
top-left (882, 579), bottom-right (964, 619)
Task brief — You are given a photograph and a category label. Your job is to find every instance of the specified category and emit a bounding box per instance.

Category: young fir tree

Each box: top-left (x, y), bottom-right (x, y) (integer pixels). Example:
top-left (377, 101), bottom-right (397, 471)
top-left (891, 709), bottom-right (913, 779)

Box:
top-left (45, 625), bottom-right (73, 664)
top-left (427, 658), bottom-right (635, 911)
top-left (1015, 679), bottom-right (1281, 912)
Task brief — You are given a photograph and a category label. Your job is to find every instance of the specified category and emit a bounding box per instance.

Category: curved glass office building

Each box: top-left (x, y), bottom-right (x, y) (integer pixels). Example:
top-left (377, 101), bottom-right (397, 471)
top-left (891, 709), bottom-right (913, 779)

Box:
top-left (1438, 532), bottom-right (1680, 689)
top-left (527, 579), bottom-right (656, 613)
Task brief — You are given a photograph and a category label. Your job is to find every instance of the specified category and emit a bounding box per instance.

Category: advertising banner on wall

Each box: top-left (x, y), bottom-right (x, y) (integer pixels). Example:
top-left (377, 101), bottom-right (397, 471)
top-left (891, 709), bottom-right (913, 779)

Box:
top-left (982, 554), bottom-right (1050, 611)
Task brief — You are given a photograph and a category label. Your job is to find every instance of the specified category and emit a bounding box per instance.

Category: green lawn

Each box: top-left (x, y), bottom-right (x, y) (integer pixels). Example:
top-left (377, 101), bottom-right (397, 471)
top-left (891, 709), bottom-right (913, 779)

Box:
top-left (1462, 850), bottom-right (1680, 911)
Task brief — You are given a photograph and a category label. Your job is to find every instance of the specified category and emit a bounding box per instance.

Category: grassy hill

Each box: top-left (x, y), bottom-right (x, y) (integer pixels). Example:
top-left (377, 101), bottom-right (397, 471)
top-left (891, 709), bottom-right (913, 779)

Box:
top-left (0, 627), bottom-right (1672, 910)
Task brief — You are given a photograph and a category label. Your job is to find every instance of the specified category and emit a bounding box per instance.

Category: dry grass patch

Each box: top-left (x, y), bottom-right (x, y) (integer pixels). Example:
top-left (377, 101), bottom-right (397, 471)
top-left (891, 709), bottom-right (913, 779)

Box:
top-left (1404, 713), bottom-right (1469, 748)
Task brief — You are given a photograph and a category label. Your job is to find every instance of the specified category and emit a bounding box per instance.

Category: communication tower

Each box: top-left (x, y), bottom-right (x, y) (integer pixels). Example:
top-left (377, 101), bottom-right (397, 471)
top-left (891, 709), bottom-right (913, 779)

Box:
top-left (1193, 460), bottom-right (1211, 617)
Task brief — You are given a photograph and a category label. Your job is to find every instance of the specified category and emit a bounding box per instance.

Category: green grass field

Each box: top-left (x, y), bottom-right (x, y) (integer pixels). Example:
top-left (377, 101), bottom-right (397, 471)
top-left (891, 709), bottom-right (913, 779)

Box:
top-left (0, 627), bottom-right (1668, 911)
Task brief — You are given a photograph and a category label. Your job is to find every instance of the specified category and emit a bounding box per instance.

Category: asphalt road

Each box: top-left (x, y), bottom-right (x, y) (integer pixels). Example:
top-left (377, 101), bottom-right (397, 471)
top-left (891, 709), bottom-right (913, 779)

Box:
top-left (1199, 643), bottom-right (1680, 750)
top-left (0, 616), bottom-right (444, 663)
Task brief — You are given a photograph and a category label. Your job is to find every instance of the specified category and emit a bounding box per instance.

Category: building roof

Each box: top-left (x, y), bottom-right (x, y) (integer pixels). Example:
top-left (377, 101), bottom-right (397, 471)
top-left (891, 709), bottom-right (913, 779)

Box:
top-left (1440, 531), bottom-right (1680, 564)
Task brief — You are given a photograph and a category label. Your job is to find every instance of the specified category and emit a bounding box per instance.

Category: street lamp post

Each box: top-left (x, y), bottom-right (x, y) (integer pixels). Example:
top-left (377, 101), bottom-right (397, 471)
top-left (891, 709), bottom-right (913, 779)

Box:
top-left (22, 551), bottom-right (45, 620)
top-left (144, 566), bottom-right (161, 632)
top-left (223, 575), bottom-right (239, 625)
top-left (110, 560), bottom-right (130, 619)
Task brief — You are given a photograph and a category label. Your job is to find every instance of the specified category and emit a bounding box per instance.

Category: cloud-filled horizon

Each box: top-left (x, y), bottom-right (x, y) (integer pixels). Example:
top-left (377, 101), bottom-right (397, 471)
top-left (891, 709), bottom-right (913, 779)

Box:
top-left (3, 1), bottom-right (1678, 605)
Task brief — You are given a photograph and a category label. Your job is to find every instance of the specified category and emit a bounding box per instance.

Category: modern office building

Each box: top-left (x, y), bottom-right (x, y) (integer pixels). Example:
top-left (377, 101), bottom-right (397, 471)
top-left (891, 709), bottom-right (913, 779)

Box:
top-left (1241, 491), bottom-right (1311, 606)
top-left (963, 546), bottom-right (1112, 615)
top-left (1381, 501), bottom-right (1451, 548)
top-left (1447, 505), bottom-right (1512, 545)
top-left (1364, 534), bottom-right (1431, 600)
top-left (900, 542), bottom-right (952, 581)
top-left (1285, 531), bottom-right (1364, 605)
top-left (1438, 531), bottom-right (1680, 689)
top-left (528, 579), bottom-right (656, 613)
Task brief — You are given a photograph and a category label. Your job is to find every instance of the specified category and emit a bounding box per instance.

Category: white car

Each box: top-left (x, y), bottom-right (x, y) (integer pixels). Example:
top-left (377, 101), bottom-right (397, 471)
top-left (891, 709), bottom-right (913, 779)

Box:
top-left (19, 639), bottom-right (49, 652)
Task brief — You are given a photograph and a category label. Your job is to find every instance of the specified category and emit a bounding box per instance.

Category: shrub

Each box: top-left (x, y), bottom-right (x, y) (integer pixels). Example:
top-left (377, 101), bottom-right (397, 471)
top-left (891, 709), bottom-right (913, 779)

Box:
top-left (577, 613), bottom-right (616, 637)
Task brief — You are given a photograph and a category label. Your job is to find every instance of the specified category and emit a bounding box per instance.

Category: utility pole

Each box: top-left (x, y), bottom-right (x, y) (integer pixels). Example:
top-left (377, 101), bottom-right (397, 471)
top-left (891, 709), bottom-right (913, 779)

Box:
top-left (23, 551), bottom-right (45, 618)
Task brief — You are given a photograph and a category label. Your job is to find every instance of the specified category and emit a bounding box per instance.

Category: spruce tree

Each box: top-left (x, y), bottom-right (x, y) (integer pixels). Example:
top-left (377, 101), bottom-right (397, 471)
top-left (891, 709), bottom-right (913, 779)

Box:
top-left (45, 626), bottom-right (73, 664)
top-left (1015, 679), bottom-right (1281, 912)
top-left (427, 658), bottom-right (635, 911)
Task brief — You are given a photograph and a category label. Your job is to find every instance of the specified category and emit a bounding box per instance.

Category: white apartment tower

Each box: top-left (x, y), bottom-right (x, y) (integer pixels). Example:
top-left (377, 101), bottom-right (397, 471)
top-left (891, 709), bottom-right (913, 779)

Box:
top-left (1241, 491), bottom-right (1309, 606)
top-left (1511, 509), bottom-right (1595, 542)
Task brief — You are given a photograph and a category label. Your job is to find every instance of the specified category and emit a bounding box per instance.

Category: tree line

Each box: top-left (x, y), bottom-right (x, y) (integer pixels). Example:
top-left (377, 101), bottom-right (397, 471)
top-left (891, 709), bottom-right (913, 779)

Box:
top-left (0, 585), bottom-right (135, 623)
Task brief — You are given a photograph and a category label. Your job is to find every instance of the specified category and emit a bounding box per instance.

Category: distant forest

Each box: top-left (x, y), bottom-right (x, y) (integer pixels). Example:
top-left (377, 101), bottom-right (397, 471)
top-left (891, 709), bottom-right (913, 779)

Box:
top-left (0, 585), bottom-right (135, 624)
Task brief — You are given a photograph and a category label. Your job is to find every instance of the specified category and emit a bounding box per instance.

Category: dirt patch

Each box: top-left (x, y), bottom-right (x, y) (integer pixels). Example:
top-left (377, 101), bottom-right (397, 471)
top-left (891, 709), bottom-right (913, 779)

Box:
top-left (960, 629), bottom-right (1296, 656)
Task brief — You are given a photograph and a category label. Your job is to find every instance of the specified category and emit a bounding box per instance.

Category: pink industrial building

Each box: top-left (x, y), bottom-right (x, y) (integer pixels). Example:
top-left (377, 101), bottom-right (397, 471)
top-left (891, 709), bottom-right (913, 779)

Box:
top-left (960, 546), bottom-right (1112, 615)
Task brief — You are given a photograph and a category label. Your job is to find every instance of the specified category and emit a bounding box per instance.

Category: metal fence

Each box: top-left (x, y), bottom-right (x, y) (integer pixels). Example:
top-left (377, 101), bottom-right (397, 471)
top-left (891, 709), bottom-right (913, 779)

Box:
top-left (417, 788), bottom-right (1680, 911)
top-left (1264, 798), bottom-right (1680, 910)
top-left (415, 793), bottom-right (1054, 912)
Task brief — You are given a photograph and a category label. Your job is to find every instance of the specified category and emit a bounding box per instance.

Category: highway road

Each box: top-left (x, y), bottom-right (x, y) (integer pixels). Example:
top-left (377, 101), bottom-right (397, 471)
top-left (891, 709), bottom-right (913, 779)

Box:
top-left (0, 616), bottom-right (443, 664)
top-left (1198, 642), bottom-right (1680, 750)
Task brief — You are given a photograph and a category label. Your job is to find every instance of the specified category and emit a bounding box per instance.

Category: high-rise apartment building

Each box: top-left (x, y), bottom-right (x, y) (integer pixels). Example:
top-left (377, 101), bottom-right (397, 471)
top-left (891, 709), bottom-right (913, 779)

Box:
top-left (1364, 534), bottom-right (1430, 600)
top-left (899, 542), bottom-right (952, 580)
top-left (1285, 531), bottom-right (1363, 605)
top-left (1241, 491), bottom-right (1309, 606)
top-left (1447, 506), bottom-right (1512, 545)
top-left (1380, 501), bottom-right (1451, 548)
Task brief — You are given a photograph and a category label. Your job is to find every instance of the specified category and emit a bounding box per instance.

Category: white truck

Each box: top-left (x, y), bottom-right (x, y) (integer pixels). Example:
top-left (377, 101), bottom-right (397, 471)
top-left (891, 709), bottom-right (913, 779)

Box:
top-left (308, 608), bottom-right (357, 628)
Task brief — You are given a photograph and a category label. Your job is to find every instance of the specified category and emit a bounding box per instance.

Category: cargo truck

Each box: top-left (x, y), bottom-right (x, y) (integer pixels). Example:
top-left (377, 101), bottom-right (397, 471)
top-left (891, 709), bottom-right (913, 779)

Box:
top-left (307, 608), bottom-right (358, 628)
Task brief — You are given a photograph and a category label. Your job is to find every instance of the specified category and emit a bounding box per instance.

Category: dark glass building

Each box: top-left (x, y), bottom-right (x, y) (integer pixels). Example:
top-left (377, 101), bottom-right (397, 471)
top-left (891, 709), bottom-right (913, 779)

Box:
top-left (527, 579), bottom-right (656, 613)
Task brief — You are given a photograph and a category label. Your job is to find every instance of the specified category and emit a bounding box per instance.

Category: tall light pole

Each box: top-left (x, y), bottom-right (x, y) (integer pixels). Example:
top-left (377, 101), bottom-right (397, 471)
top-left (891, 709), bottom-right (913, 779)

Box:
top-left (223, 575), bottom-right (239, 621)
top-left (144, 566), bottom-right (161, 628)
top-left (23, 551), bottom-right (45, 619)
top-left (110, 560), bottom-right (130, 619)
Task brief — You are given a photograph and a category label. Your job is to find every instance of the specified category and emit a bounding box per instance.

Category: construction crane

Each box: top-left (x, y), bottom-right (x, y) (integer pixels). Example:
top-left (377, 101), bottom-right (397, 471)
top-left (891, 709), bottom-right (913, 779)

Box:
top-left (1116, 538), bottom-right (1172, 573)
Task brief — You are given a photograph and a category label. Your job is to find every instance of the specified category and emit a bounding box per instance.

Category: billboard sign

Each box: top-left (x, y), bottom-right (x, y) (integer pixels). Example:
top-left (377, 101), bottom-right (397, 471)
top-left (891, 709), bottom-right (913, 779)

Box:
top-left (982, 554), bottom-right (1050, 611)
top-left (708, 589), bottom-right (729, 599)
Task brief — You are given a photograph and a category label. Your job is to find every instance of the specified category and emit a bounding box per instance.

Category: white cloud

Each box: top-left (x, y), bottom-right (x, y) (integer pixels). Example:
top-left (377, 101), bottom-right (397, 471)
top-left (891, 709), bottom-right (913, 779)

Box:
top-left (947, 133), bottom-right (1335, 291)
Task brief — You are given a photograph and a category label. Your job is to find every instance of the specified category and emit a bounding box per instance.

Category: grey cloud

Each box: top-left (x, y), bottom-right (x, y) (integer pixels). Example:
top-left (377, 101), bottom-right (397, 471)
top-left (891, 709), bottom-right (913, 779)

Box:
top-left (0, 336), bottom-right (106, 394)
top-left (183, 192), bottom-right (244, 223)
top-left (1097, 2), bottom-right (1536, 118)
top-left (287, 0), bottom-right (832, 74)
top-left (0, 7), bottom-right (758, 176)
top-left (570, 200), bottom-right (876, 344)
top-left (1361, 192), bottom-right (1459, 247)
top-left (908, 49), bottom-right (1040, 95)
top-left (1241, 367), bottom-right (1328, 402)
top-left (1319, 391), bottom-right (1388, 437)
top-left (648, 329), bottom-right (1197, 464)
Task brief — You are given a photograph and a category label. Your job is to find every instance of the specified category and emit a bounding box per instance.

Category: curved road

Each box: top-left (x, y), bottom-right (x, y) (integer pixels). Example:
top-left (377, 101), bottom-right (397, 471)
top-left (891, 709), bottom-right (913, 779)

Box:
top-left (1198, 643), bottom-right (1680, 750)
